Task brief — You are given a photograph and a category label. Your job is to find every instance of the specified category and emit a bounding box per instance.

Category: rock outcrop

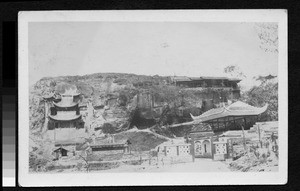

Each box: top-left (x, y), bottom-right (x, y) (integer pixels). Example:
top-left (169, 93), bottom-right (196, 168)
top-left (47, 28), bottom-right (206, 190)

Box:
top-left (29, 73), bottom-right (236, 139)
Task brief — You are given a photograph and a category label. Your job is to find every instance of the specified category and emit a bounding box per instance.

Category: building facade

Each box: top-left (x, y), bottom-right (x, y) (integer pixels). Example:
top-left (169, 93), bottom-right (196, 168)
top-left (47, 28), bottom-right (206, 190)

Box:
top-left (171, 76), bottom-right (241, 100)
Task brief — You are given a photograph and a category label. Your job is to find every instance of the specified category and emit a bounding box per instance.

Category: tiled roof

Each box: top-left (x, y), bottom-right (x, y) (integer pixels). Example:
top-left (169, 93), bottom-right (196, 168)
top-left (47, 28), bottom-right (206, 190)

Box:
top-left (53, 101), bottom-right (78, 108)
top-left (199, 76), bottom-right (229, 80)
top-left (192, 101), bottom-right (268, 122)
top-left (172, 76), bottom-right (241, 82)
top-left (171, 76), bottom-right (191, 81)
top-left (49, 113), bottom-right (81, 121)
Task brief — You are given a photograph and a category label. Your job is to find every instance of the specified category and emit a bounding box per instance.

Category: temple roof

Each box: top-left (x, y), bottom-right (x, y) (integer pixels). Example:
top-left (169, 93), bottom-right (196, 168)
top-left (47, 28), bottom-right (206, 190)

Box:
top-left (172, 76), bottom-right (241, 82)
top-left (53, 101), bottom-right (78, 108)
top-left (192, 76), bottom-right (228, 80)
top-left (49, 113), bottom-right (81, 121)
top-left (191, 101), bottom-right (268, 123)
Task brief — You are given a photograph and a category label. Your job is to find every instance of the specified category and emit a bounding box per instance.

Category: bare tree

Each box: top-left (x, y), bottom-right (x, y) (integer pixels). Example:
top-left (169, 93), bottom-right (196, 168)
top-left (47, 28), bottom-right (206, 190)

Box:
top-left (78, 154), bottom-right (90, 172)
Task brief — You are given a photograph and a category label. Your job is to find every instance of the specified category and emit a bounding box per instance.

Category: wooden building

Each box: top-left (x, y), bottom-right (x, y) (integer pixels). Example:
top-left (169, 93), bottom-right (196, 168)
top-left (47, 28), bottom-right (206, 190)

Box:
top-left (171, 76), bottom-right (241, 100)
top-left (89, 136), bottom-right (130, 154)
top-left (45, 90), bottom-right (85, 145)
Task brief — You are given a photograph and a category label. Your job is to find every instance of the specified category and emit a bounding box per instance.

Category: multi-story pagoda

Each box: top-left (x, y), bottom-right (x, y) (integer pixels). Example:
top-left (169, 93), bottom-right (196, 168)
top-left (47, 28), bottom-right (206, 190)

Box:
top-left (45, 88), bottom-right (85, 145)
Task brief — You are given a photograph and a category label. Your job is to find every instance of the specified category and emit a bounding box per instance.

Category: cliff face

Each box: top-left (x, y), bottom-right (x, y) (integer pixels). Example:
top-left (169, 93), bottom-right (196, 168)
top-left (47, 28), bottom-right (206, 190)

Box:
top-left (29, 73), bottom-right (237, 138)
top-left (29, 74), bottom-right (162, 133)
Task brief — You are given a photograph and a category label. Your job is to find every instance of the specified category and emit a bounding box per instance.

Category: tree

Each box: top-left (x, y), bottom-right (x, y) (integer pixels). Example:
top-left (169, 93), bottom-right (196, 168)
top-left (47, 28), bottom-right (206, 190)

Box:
top-left (224, 65), bottom-right (246, 79)
top-left (79, 154), bottom-right (90, 172)
top-left (242, 77), bottom-right (278, 121)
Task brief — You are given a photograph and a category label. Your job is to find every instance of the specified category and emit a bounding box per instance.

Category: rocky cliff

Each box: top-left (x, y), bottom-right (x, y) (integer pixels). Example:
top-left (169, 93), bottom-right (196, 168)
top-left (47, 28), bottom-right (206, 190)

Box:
top-left (29, 73), bottom-right (236, 138)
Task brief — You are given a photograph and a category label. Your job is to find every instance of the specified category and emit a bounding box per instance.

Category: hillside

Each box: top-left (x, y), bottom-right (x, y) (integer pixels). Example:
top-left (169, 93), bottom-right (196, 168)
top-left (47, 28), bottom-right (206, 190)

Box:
top-left (29, 72), bottom-right (240, 139)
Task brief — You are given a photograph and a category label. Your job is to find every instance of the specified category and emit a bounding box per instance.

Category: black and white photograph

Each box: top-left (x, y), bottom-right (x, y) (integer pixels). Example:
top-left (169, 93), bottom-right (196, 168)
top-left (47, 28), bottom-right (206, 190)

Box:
top-left (18, 10), bottom-right (287, 186)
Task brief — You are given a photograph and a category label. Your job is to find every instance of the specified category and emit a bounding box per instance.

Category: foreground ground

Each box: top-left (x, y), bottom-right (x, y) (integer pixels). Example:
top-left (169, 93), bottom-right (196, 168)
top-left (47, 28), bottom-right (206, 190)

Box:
top-left (32, 127), bottom-right (278, 173)
top-left (48, 158), bottom-right (231, 173)
top-left (101, 158), bottom-right (231, 173)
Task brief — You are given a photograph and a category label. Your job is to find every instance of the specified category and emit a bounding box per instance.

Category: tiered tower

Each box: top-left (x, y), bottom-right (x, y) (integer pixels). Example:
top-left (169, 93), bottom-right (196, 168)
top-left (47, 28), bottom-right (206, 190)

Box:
top-left (47, 89), bottom-right (85, 145)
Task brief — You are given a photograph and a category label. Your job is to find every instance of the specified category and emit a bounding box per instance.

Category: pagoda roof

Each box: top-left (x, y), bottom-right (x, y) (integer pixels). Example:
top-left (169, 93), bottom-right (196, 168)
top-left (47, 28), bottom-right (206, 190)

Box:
top-left (49, 113), bottom-right (81, 121)
top-left (191, 101), bottom-right (268, 123)
top-left (53, 100), bottom-right (78, 108)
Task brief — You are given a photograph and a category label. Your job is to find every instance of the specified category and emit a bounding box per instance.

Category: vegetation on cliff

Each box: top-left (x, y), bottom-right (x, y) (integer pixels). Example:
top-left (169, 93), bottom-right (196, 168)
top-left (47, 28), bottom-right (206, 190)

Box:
top-left (242, 75), bottom-right (278, 121)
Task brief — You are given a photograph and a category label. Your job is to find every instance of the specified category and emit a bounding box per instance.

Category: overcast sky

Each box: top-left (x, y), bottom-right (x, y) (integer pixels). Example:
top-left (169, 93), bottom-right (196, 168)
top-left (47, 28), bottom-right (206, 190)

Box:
top-left (28, 22), bottom-right (278, 89)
